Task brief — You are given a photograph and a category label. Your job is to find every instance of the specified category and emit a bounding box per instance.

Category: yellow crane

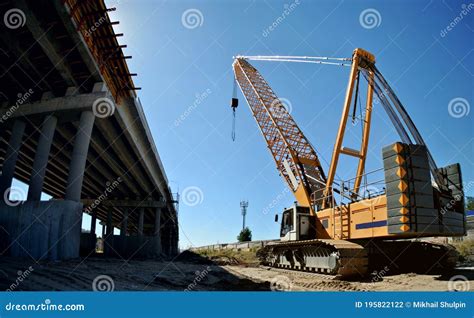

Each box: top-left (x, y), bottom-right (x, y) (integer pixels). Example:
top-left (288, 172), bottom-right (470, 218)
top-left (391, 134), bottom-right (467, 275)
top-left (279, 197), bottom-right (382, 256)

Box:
top-left (231, 48), bottom-right (465, 278)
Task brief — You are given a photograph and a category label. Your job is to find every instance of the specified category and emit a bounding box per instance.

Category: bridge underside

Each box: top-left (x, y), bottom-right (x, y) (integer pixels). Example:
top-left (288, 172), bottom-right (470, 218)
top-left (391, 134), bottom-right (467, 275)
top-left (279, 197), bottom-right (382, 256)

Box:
top-left (0, 0), bottom-right (178, 260)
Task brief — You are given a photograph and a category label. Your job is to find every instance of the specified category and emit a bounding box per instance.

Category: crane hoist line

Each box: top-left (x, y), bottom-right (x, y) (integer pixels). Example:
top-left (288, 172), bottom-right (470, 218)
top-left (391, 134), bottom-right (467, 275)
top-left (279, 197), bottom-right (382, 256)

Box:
top-left (230, 48), bottom-right (465, 278)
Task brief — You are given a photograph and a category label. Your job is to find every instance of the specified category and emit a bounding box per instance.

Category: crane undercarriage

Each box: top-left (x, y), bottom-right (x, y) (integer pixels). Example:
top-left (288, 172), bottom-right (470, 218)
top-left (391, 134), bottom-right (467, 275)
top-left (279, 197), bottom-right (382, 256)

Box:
top-left (257, 239), bottom-right (458, 279)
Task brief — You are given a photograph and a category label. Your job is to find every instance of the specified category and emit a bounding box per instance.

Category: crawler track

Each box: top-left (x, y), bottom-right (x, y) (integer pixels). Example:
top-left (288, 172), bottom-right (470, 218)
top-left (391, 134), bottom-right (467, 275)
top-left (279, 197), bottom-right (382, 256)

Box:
top-left (257, 239), bottom-right (368, 279)
top-left (257, 239), bottom-right (459, 279)
top-left (365, 240), bottom-right (459, 274)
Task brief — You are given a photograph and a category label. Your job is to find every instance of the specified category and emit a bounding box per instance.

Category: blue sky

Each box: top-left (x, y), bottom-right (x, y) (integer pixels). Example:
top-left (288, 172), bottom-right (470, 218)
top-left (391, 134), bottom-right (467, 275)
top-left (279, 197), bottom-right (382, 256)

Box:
top-left (14, 0), bottom-right (473, 248)
top-left (105, 0), bottom-right (473, 248)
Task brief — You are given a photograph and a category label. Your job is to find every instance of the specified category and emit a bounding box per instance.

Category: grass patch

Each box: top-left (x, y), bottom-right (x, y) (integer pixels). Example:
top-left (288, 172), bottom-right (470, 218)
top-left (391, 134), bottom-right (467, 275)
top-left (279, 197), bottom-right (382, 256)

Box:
top-left (451, 239), bottom-right (474, 261)
top-left (195, 247), bottom-right (260, 266)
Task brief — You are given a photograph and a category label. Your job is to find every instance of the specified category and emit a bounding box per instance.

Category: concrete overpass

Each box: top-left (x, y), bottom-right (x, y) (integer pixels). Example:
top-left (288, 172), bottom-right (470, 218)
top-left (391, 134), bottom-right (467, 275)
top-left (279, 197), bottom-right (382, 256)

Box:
top-left (0, 0), bottom-right (179, 260)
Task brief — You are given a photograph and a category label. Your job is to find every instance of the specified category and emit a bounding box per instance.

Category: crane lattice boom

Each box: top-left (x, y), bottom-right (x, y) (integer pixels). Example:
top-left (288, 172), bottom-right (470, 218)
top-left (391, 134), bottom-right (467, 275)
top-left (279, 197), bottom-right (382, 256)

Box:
top-left (233, 58), bottom-right (327, 211)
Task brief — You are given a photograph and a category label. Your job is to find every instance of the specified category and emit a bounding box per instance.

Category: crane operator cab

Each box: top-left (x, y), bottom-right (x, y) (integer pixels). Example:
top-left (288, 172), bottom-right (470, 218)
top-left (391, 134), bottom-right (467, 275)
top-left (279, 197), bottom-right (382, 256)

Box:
top-left (275, 204), bottom-right (315, 241)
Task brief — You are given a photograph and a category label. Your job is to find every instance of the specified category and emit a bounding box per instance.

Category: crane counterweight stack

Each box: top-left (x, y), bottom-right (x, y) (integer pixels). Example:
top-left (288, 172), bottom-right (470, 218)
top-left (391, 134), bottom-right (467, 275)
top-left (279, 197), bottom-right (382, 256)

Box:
top-left (231, 48), bottom-right (465, 278)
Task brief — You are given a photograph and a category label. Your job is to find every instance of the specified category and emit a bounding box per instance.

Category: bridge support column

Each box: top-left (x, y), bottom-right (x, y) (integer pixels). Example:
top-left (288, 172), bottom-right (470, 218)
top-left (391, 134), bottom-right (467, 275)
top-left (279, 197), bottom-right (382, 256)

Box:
top-left (80, 208), bottom-right (97, 257)
top-left (0, 115), bottom-right (85, 261)
top-left (106, 209), bottom-right (113, 237)
top-left (0, 120), bottom-right (25, 197)
top-left (90, 210), bottom-right (97, 234)
top-left (171, 221), bottom-right (179, 255)
top-left (138, 207), bottom-right (144, 236)
top-left (27, 115), bottom-right (57, 200)
top-left (103, 209), bottom-right (114, 256)
top-left (154, 207), bottom-right (162, 255)
top-left (154, 207), bottom-right (161, 237)
top-left (121, 209), bottom-right (129, 237)
top-left (65, 111), bottom-right (95, 202)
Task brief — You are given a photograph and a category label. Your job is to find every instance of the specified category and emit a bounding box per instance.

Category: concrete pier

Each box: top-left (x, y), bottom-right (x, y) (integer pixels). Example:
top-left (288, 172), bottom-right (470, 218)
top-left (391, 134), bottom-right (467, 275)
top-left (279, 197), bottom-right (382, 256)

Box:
top-left (27, 115), bottom-right (57, 201)
top-left (65, 111), bottom-right (95, 202)
top-left (0, 120), bottom-right (26, 197)
top-left (0, 201), bottom-right (82, 260)
top-left (138, 208), bottom-right (145, 236)
top-left (154, 207), bottom-right (162, 237)
top-left (121, 208), bottom-right (129, 237)
top-left (90, 210), bottom-right (97, 234)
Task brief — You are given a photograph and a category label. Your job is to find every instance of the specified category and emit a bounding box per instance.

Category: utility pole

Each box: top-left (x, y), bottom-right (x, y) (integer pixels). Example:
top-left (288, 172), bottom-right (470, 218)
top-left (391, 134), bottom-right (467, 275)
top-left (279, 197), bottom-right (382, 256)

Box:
top-left (240, 200), bottom-right (248, 230)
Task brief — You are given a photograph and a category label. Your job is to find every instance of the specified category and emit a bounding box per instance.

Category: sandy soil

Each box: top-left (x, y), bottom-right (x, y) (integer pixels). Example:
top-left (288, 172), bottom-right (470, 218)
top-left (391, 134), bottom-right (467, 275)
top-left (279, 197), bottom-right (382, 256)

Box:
top-left (224, 265), bottom-right (474, 291)
top-left (0, 252), bottom-right (472, 291)
top-left (0, 252), bottom-right (268, 291)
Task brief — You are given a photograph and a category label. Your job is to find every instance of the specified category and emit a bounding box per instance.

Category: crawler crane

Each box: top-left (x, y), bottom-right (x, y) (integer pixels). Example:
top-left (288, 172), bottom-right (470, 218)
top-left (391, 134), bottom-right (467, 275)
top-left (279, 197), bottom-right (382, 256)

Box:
top-left (231, 48), bottom-right (464, 278)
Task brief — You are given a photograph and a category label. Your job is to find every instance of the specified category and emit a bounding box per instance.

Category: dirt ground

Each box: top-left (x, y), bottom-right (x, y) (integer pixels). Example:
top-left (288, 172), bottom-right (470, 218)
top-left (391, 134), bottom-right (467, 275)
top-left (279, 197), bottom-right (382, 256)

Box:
top-left (224, 265), bottom-right (474, 291)
top-left (0, 250), bottom-right (472, 291)
top-left (0, 252), bottom-right (267, 291)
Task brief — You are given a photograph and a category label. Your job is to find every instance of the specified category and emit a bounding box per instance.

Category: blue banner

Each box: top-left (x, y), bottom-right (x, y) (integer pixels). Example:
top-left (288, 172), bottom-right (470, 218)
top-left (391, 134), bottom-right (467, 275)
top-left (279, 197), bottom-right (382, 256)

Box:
top-left (0, 292), bottom-right (472, 318)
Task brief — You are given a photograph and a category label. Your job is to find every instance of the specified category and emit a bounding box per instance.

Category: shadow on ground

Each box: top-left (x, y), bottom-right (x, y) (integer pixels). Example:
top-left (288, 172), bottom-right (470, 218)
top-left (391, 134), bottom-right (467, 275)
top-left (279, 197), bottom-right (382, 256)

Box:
top-left (0, 251), bottom-right (270, 291)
